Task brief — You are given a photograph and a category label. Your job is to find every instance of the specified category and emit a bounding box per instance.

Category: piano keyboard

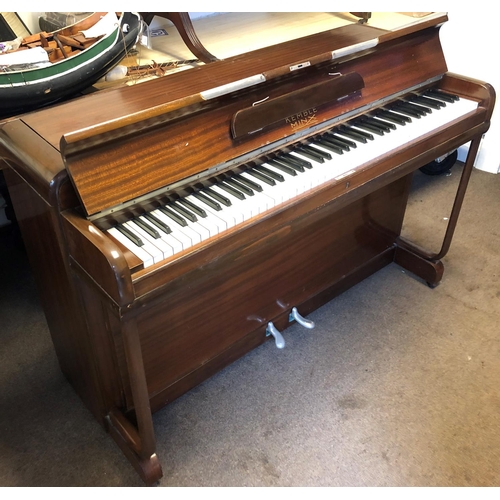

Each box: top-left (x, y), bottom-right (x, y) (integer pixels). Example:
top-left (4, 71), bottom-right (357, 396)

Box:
top-left (106, 90), bottom-right (478, 268)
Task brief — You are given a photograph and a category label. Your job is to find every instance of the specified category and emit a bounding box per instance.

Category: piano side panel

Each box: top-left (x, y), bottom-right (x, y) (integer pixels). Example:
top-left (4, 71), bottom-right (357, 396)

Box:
top-left (2, 167), bottom-right (123, 422)
top-left (104, 174), bottom-right (413, 411)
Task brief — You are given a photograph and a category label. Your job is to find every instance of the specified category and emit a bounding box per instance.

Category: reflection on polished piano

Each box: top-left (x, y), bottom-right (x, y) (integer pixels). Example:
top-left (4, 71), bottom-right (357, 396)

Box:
top-left (0, 12), bottom-right (495, 484)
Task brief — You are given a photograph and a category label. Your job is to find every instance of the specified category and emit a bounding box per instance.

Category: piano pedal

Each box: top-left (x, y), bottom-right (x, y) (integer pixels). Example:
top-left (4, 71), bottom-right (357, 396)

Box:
top-left (266, 322), bottom-right (286, 349)
top-left (289, 307), bottom-right (315, 329)
top-left (266, 308), bottom-right (316, 348)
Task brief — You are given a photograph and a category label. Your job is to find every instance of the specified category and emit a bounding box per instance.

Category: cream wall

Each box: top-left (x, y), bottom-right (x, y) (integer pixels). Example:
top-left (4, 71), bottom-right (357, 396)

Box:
top-left (440, 10), bottom-right (499, 173)
top-left (17, 12), bottom-right (41, 33)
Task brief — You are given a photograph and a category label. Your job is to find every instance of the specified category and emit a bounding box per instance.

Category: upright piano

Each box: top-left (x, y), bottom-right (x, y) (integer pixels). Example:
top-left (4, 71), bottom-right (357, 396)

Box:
top-left (0, 13), bottom-right (495, 484)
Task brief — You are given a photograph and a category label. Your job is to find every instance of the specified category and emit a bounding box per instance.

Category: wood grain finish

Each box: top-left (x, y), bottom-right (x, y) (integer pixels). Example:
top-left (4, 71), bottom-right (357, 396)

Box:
top-left (126, 177), bottom-right (411, 406)
top-left (0, 14), bottom-right (495, 485)
top-left (230, 71), bottom-right (365, 138)
top-left (61, 26), bottom-right (447, 217)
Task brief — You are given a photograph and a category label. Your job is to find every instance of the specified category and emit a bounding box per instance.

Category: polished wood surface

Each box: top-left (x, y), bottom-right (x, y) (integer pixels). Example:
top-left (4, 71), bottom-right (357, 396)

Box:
top-left (61, 25), bottom-right (445, 218)
top-left (0, 15), bottom-right (495, 485)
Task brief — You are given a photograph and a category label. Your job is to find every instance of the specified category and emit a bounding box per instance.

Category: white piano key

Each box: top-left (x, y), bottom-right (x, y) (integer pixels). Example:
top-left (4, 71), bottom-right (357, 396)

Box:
top-left (164, 209), bottom-right (204, 245)
top-left (124, 221), bottom-right (165, 264)
top-left (261, 162), bottom-right (303, 197)
top-left (135, 216), bottom-right (177, 258)
top-left (209, 185), bottom-right (248, 223)
top-left (167, 203), bottom-right (213, 241)
top-left (245, 171), bottom-right (289, 204)
top-left (238, 173), bottom-right (277, 210)
top-left (107, 227), bottom-right (155, 268)
top-left (288, 152), bottom-right (329, 186)
top-left (171, 201), bottom-right (218, 238)
top-left (140, 214), bottom-right (184, 254)
top-left (220, 181), bottom-right (263, 217)
top-left (150, 209), bottom-right (195, 250)
top-left (198, 191), bottom-right (240, 228)
top-left (184, 194), bottom-right (228, 233)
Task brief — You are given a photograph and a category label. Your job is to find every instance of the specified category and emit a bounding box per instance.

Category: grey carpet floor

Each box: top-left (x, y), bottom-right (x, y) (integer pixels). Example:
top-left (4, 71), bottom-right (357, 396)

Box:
top-left (0, 163), bottom-right (499, 487)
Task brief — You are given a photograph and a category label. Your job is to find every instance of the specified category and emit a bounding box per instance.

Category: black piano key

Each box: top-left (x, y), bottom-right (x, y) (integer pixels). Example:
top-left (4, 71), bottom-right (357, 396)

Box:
top-left (394, 101), bottom-right (427, 116)
top-left (193, 191), bottom-right (222, 211)
top-left (300, 144), bottom-right (332, 160)
top-left (326, 132), bottom-right (358, 148)
top-left (390, 103), bottom-right (423, 119)
top-left (279, 153), bottom-right (313, 169)
top-left (294, 146), bottom-right (326, 163)
top-left (159, 205), bottom-right (188, 226)
top-left (143, 212), bottom-right (172, 234)
top-left (314, 138), bottom-right (345, 155)
top-left (271, 156), bottom-right (305, 172)
top-left (338, 125), bottom-right (371, 142)
top-left (169, 201), bottom-right (198, 222)
top-left (376, 109), bottom-right (411, 125)
top-left (224, 177), bottom-right (255, 196)
top-left (266, 159), bottom-right (297, 176)
top-left (132, 217), bottom-right (161, 238)
top-left (246, 169), bottom-right (276, 186)
top-left (319, 135), bottom-right (350, 151)
top-left (176, 197), bottom-right (207, 218)
top-left (410, 94), bottom-right (445, 109)
top-left (234, 173), bottom-right (264, 191)
top-left (350, 120), bottom-right (385, 136)
top-left (116, 224), bottom-right (144, 246)
top-left (362, 116), bottom-right (396, 131)
top-left (401, 100), bottom-right (432, 114)
top-left (423, 89), bottom-right (459, 102)
top-left (254, 165), bottom-right (285, 182)
top-left (218, 181), bottom-right (246, 200)
top-left (203, 187), bottom-right (232, 206)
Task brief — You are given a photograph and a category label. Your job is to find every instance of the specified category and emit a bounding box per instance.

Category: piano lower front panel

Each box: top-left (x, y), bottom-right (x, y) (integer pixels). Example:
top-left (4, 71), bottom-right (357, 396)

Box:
top-left (95, 173), bottom-right (413, 414)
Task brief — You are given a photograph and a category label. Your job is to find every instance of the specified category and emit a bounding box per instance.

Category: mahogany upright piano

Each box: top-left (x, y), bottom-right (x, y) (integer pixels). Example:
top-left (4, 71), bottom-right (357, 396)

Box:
top-left (0, 13), bottom-right (495, 484)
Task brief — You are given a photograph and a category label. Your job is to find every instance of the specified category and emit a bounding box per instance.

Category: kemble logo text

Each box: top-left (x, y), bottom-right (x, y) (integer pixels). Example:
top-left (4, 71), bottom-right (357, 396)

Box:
top-left (286, 108), bottom-right (318, 130)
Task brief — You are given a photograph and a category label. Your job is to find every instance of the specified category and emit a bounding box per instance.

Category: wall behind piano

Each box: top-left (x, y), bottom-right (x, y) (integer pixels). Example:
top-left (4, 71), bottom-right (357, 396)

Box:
top-left (441, 9), bottom-right (499, 174)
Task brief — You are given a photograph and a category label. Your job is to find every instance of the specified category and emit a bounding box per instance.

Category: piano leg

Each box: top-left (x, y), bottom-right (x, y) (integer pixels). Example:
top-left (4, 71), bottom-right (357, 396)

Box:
top-left (394, 135), bottom-right (483, 287)
top-left (394, 243), bottom-right (445, 288)
top-left (106, 318), bottom-right (163, 485)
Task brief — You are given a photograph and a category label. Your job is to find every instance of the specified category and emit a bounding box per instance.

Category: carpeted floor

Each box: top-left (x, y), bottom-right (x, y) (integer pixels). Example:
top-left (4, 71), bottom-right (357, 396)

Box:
top-left (0, 162), bottom-right (499, 487)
